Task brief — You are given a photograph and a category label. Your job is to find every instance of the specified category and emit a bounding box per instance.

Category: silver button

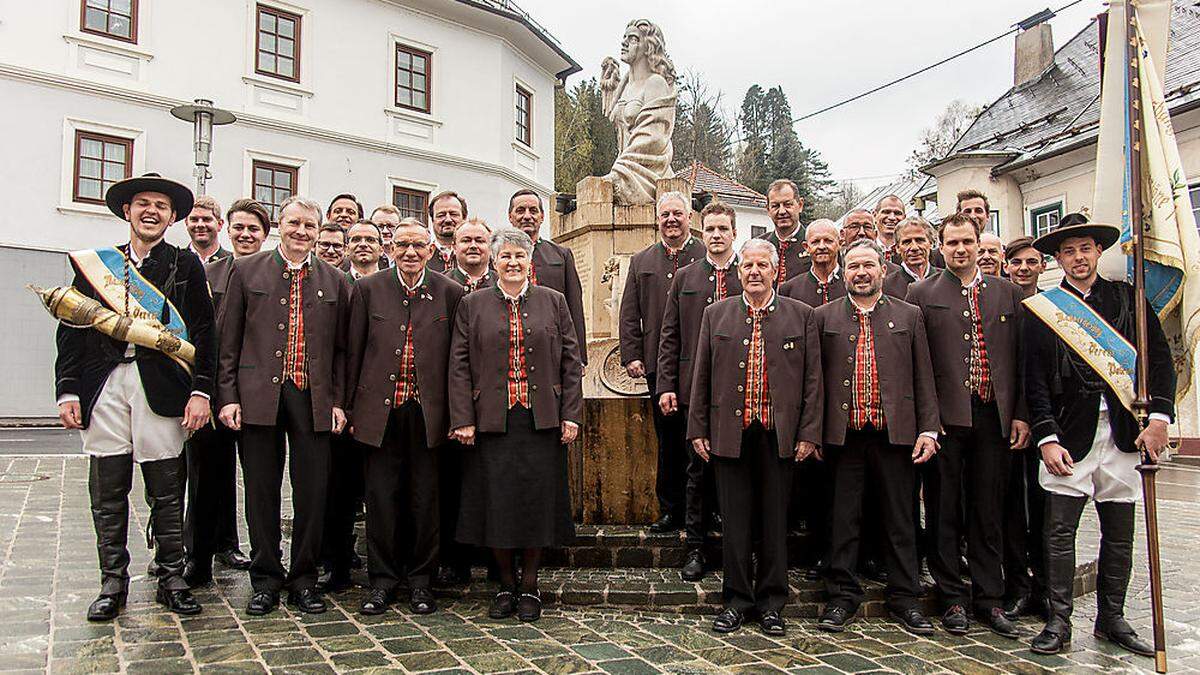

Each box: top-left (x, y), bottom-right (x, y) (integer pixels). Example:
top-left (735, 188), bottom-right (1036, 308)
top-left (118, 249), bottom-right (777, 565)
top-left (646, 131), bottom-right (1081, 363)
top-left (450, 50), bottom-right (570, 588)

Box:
top-left (743, 338), bottom-right (750, 346)
top-left (280, 298), bottom-right (287, 305)
top-left (737, 385), bottom-right (744, 392)
top-left (739, 362), bottom-right (746, 369)
top-left (709, 275), bottom-right (715, 282)
top-left (963, 333), bottom-right (971, 341)
top-left (384, 398), bottom-right (392, 406)
top-left (403, 300), bottom-right (409, 306)
top-left (530, 365), bottom-right (536, 372)
top-left (841, 403), bottom-right (849, 410)
top-left (277, 323), bottom-right (285, 330)
top-left (272, 376), bottom-right (280, 384)
top-left (964, 380), bottom-right (971, 388)
top-left (283, 272), bottom-right (290, 280)
top-left (850, 335), bottom-right (857, 342)
top-left (734, 409), bottom-right (742, 416)
top-left (963, 310), bottom-right (970, 317)
top-left (399, 325), bottom-right (406, 332)
top-left (961, 288), bottom-right (968, 296)
top-left (667, 273), bottom-right (673, 279)
top-left (843, 379), bottom-right (850, 387)
top-left (531, 384), bottom-right (538, 391)
top-left (274, 350), bottom-right (283, 358)
top-left (1000, 315), bottom-right (1007, 322)
top-left (846, 356), bottom-right (853, 364)
top-left (706, 297), bottom-right (712, 303)
top-left (395, 349), bottom-right (403, 356)
top-left (746, 318), bottom-right (752, 324)
top-left (389, 374), bottom-right (397, 381)
top-left (887, 321), bottom-right (894, 328)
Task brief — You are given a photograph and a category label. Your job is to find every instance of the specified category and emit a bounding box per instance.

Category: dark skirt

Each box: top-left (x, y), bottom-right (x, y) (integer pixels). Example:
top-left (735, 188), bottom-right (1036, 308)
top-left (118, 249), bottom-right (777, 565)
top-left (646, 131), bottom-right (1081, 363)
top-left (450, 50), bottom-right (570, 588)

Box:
top-left (455, 406), bottom-right (575, 548)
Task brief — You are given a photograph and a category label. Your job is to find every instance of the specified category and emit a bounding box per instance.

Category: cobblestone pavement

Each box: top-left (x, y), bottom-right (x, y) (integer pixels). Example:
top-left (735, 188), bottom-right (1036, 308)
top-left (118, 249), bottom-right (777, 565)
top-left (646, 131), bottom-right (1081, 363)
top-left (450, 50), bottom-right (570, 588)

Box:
top-left (1, 455), bottom-right (1198, 674)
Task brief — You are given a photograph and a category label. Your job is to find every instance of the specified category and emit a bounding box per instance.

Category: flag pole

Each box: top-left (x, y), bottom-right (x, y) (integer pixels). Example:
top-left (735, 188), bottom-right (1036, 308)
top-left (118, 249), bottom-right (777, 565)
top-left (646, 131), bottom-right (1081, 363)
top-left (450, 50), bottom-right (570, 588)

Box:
top-left (1125, 2), bottom-right (1168, 671)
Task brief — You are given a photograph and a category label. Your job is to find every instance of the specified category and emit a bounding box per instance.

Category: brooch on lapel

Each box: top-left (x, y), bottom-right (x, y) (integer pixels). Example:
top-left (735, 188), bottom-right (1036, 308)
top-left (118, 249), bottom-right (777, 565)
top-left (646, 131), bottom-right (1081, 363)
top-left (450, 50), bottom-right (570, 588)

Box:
top-left (783, 339), bottom-right (795, 351)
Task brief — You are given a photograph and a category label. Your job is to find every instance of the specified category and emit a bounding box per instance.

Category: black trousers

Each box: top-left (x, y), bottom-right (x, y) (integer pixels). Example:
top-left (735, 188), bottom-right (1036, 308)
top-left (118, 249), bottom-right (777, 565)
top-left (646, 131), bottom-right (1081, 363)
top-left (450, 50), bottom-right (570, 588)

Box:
top-left (647, 372), bottom-right (688, 520)
top-left (1003, 446), bottom-right (1046, 603)
top-left (321, 430), bottom-right (364, 577)
top-left (364, 401), bottom-right (440, 591)
top-left (791, 453), bottom-right (831, 566)
top-left (926, 397), bottom-right (1010, 612)
top-left (240, 382), bottom-right (331, 592)
top-left (825, 428), bottom-right (920, 613)
top-left (683, 406), bottom-right (719, 547)
top-left (713, 422), bottom-right (793, 614)
top-left (90, 454), bottom-right (189, 594)
top-left (439, 439), bottom-right (471, 576)
top-left (184, 421), bottom-right (241, 570)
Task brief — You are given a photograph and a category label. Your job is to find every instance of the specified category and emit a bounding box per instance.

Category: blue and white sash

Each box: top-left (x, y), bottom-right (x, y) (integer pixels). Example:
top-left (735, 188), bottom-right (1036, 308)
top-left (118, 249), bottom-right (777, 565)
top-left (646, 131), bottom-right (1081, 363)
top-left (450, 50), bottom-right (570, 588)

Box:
top-left (1023, 286), bottom-right (1137, 414)
top-left (69, 247), bottom-right (189, 341)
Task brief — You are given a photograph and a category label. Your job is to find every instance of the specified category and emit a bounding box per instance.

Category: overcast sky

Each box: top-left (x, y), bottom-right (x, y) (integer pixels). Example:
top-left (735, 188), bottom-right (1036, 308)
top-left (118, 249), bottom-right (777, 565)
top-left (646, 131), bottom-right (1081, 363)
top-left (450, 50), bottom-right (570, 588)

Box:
top-left (522, 0), bottom-right (1106, 192)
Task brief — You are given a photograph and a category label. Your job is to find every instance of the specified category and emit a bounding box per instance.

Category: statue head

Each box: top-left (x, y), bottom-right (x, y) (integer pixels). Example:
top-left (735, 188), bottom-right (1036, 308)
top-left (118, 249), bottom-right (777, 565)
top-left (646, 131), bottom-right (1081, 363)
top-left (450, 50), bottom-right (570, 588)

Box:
top-left (620, 19), bottom-right (675, 85)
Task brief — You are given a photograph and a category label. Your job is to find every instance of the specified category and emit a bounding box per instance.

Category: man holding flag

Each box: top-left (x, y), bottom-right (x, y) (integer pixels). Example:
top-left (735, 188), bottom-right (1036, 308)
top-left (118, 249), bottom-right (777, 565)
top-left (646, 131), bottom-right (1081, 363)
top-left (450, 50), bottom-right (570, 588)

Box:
top-left (1022, 220), bottom-right (1174, 657)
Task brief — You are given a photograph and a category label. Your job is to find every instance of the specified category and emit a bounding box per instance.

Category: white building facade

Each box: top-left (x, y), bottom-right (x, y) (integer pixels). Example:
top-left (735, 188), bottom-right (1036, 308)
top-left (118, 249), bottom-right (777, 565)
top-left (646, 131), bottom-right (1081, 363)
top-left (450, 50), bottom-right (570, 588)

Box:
top-left (0, 0), bottom-right (578, 421)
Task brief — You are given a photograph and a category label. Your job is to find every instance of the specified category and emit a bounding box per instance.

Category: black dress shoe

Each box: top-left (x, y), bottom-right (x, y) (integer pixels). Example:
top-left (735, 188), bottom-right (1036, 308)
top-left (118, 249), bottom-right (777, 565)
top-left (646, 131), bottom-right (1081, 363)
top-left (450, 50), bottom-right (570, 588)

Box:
top-left (804, 559), bottom-right (825, 582)
top-left (517, 591), bottom-right (542, 622)
top-left (246, 591), bottom-right (279, 616)
top-left (818, 605), bottom-right (853, 632)
top-left (1031, 623), bottom-right (1070, 654)
top-left (942, 605), bottom-right (970, 635)
top-left (759, 610), bottom-right (786, 636)
top-left (648, 514), bottom-right (680, 533)
top-left (86, 593), bottom-right (125, 622)
top-left (712, 607), bottom-right (744, 633)
top-left (410, 587), bottom-right (437, 615)
top-left (1004, 594), bottom-right (1050, 621)
top-left (1094, 617), bottom-right (1154, 657)
top-left (681, 549), bottom-right (705, 582)
top-left (892, 608), bottom-right (934, 636)
top-left (215, 548), bottom-right (252, 571)
top-left (360, 588), bottom-right (391, 615)
top-left (287, 588), bottom-right (327, 614)
top-left (489, 589), bottom-right (517, 619)
top-left (979, 607), bottom-right (1019, 639)
top-left (156, 588), bottom-right (202, 615)
top-left (183, 562), bottom-right (213, 588)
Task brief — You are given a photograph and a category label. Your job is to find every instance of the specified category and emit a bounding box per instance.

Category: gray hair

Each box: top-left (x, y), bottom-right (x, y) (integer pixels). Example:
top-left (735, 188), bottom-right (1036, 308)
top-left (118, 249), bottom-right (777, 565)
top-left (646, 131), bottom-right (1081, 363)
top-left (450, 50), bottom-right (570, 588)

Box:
top-left (739, 238), bottom-right (779, 268)
top-left (656, 190), bottom-right (690, 214)
top-left (840, 238), bottom-right (888, 268)
top-left (895, 216), bottom-right (935, 243)
top-left (279, 195), bottom-right (323, 222)
top-left (805, 218), bottom-right (839, 240)
top-left (489, 227), bottom-right (534, 259)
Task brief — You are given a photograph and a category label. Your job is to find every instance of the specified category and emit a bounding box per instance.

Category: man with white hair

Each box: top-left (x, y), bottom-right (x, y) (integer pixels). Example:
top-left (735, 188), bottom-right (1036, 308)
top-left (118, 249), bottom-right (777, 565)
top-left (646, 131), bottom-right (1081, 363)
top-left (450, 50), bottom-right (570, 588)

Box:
top-left (621, 190), bottom-right (704, 533)
top-left (978, 232), bottom-right (1005, 277)
top-left (217, 195), bottom-right (352, 617)
top-left (688, 238), bottom-right (823, 636)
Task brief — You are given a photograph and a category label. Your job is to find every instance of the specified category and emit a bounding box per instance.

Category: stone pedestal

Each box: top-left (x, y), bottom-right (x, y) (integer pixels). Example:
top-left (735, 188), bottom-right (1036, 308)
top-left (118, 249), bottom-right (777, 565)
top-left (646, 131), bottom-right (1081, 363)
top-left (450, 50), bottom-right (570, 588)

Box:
top-left (554, 176), bottom-right (694, 524)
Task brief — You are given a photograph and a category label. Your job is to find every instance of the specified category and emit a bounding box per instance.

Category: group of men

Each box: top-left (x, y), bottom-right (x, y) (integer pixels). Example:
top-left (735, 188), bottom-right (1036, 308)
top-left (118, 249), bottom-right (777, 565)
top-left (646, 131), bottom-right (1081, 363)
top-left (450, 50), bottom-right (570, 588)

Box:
top-left (56, 173), bottom-right (585, 622)
top-left (619, 179), bottom-right (1173, 654)
top-left (55, 170), bottom-right (1172, 658)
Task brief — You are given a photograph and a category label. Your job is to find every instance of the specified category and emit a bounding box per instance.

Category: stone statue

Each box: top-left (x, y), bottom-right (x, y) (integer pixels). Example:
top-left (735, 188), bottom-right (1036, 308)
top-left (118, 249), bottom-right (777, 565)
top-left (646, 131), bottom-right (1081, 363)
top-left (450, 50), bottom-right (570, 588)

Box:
top-left (600, 19), bottom-right (677, 205)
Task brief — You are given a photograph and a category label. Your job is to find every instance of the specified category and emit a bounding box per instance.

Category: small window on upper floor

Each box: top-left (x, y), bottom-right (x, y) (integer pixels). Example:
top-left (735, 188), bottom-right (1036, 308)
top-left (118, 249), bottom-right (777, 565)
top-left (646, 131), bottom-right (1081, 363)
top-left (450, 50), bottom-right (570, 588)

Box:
top-left (252, 160), bottom-right (298, 222)
top-left (515, 86), bottom-right (532, 147)
top-left (1030, 202), bottom-right (1063, 239)
top-left (80, 0), bottom-right (138, 43)
top-left (395, 44), bottom-right (431, 113)
top-left (73, 130), bottom-right (133, 204)
top-left (393, 187), bottom-right (430, 224)
top-left (256, 4), bottom-right (301, 83)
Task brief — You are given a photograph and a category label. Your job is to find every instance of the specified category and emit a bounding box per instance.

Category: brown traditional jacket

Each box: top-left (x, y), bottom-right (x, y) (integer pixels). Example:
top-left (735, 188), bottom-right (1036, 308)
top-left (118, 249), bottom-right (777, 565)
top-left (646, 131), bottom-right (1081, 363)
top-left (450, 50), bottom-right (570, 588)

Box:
top-left (345, 269), bottom-right (464, 448)
top-left (619, 238), bottom-right (704, 375)
top-left (905, 269), bottom-right (1027, 435)
top-left (448, 284), bottom-right (583, 433)
top-left (779, 266), bottom-right (845, 308)
top-left (758, 229), bottom-right (812, 282)
top-left (656, 257), bottom-right (743, 403)
top-left (814, 295), bottom-right (940, 446)
top-left (206, 255), bottom-right (235, 315)
top-left (686, 294), bottom-right (823, 458)
top-left (447, 266), bottom-right (497, 293)
top-left (531, 238), bottom-right (587, 364)
top-left (216, 250), bottom-right (351, 432)
top-left (426, 244), bottom-right (455, 274)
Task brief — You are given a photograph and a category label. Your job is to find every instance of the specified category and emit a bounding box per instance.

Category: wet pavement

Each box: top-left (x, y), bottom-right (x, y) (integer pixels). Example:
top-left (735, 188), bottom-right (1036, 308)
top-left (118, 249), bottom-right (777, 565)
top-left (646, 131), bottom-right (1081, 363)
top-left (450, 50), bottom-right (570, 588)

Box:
top-left (0, 440), bottom-right (1198, 674)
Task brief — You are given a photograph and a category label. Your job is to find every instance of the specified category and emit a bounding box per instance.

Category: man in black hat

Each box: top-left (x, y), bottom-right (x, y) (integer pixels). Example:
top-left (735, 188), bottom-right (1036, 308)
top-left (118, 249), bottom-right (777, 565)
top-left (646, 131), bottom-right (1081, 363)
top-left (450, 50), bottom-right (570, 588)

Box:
top-left (55, 173), bottom-right (216, 621)
top-left (1023, 218), bottom-right (1174, 657)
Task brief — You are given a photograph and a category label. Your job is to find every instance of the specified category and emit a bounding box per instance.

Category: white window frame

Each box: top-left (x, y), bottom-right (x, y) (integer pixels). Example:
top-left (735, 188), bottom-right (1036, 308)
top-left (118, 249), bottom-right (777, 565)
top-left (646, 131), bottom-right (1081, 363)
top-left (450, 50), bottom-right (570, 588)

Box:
top-left (58, 118), bottom-right (146, 216)
top-left (1025, 195), bottom-right (1066, 239)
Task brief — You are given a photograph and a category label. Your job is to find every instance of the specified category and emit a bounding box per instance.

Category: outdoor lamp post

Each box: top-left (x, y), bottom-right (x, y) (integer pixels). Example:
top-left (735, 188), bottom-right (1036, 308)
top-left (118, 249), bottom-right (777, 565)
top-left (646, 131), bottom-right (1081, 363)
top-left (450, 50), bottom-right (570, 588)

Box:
top-left (170, 99), bottom-right (237, 196)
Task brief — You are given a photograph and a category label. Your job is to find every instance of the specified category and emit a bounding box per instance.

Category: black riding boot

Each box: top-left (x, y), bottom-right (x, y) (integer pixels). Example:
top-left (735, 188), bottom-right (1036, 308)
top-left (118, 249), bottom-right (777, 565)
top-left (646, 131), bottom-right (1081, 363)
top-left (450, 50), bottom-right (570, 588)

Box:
top-left (1093, 501), bottom-right (1153, 657)
top-left (88, 456), bottom-right (134, 621)
top-left (1031, 493), bottom-right (1086, 654)
top-left (142, 457), bottom-right (201, 615)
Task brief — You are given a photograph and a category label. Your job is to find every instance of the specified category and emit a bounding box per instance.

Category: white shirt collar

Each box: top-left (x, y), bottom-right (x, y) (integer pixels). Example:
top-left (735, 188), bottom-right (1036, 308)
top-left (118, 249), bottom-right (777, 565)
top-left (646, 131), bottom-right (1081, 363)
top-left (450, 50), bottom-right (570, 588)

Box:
top-left (743, 290), bottom-right (775, 311)
top-left (396, 267), bottom-right (426, 292)
top-left (707, 254), bottom-right (736, 270)
top-left (280, 252), bottom-right (312, 270)
top-left (663, 236), bottom-right (694, 253)
top-left (901, 261), bottom-right (929, 280)
top-left (850, 293), bottom-right (883, 314)
top-left (961, 267), bottom-right (983, 288)
top-left (500, 280), bottom-right (530, 302)
top-left (190, 243), bottom-right (220, 264)
top-left (811, 264), bottom-right (840, 283)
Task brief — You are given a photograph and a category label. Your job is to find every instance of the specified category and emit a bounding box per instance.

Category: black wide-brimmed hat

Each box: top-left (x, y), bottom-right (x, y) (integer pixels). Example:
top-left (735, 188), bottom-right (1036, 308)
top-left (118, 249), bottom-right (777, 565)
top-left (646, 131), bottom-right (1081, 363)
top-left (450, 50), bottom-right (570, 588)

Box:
top-left (1031, 212), bottom-right (1120, 255)
top-left (105, 172), bottom-right (194, 222)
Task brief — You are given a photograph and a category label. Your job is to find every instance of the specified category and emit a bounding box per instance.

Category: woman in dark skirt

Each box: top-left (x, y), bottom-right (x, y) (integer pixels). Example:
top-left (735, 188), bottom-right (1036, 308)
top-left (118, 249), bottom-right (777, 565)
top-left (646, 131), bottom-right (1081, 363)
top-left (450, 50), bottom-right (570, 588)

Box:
top-left (448, 227), bottom-right (583, 622)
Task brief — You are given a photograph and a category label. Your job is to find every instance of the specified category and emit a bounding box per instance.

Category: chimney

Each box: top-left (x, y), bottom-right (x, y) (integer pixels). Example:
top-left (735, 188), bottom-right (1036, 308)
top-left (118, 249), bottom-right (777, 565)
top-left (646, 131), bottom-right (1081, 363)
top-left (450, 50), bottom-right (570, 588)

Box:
top-left (1015, 20), bottom-right (1055, 88)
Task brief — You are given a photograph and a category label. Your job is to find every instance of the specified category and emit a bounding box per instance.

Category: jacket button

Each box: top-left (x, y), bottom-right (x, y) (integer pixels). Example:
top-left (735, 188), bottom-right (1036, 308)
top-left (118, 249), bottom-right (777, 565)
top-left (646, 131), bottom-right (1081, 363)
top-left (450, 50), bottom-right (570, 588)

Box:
top-left (739, 361), bottom-right (746, 369)
top-left (277, 323), bottom-right (285, 330)
top-left (384, 398), bottom-right (392, 406)
top-left (850, 334), bottom-right (857, 342)
top-left (737, 385), bottom-right (744, 392)
top-left (887, 321), bottom-right (895, 328)
top-left (841, 403), bottom-right (849, 410)
top-left (843, 379), bottom-right (850, 387)
top-left (531, 384), bottom-right (538, 391)
top-left (527, 346), bottom-right (533, 352)
top-left (746, 318), bottom-right (752, 324)
top-left (846, 356), bottom-right (853, 363)
top-left (399, 325), bottom-right (406, 332)
top-left (274, 350), bottom-right (283, 358)
top-left (389, 374), bottom-right (397, 381)
top-left (706, 297), bottom-right (712, 303)
top-left (280, 298), bottom-right (287, 305)
top-left (1000, 315), bottom-right (1007, 322)
top-left (735, 409), bottom-right (742, 416)
top-left (963, 333), bottom-right (971, 340)
top-left (395, 349), bottom-right (402, 356)
top-left (272, 376), bottom-right (280, 384)
top-left (742, 338), bottom-right (750, 345)
top-left (529, 365), bottom-right (536, 372)
top-left (708, 275), bottom-right (715, 282)
top-left (283, 272), bottom-right (290, 280)
top-left (964, 380), bottom-right (971, 388)
top-left (963, 310), bottom-right (970, 317)
top-left (961, 289), bottom-right (968, 296)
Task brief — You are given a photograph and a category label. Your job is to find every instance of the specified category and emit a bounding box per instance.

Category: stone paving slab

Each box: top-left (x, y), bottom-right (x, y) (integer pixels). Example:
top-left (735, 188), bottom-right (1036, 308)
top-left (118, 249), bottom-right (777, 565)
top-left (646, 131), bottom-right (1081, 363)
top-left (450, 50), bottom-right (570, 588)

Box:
top-left (0, 456), bottom-right (1196, 674)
